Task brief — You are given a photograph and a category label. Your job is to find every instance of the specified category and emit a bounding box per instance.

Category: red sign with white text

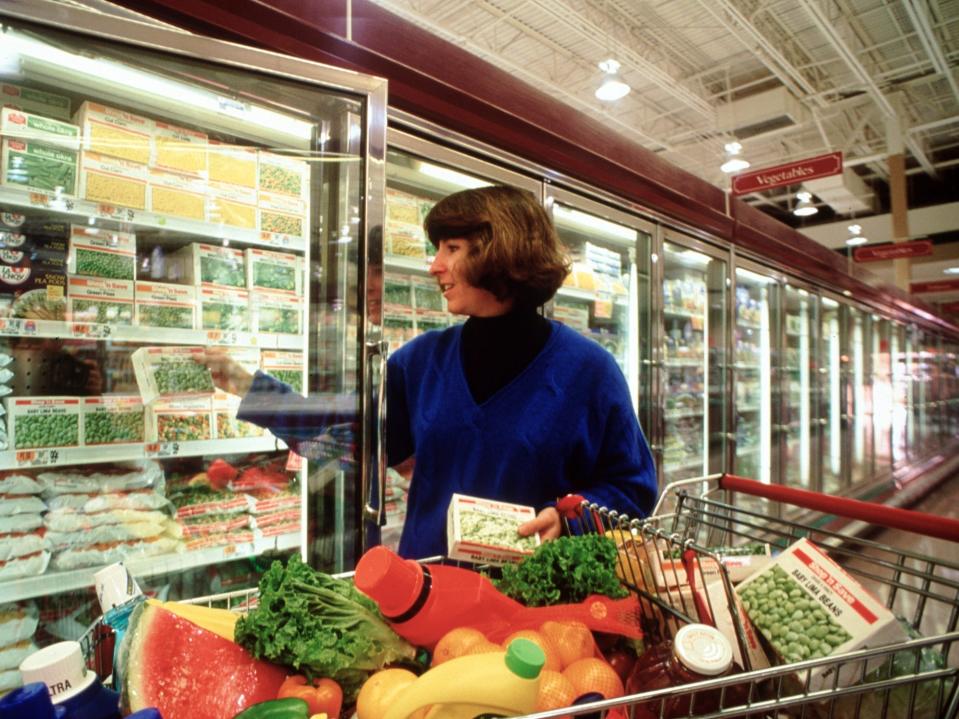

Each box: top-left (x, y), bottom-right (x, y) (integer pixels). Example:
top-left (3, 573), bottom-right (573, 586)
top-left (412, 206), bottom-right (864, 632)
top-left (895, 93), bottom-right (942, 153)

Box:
top-left (731, 152), bottom-right (843, 195)
top-left (941, 301), bottom-right (959, 314)
top-left (853, 240), bottom-right (933, 262)
top-left (910, 278), bottom-right (959, 294)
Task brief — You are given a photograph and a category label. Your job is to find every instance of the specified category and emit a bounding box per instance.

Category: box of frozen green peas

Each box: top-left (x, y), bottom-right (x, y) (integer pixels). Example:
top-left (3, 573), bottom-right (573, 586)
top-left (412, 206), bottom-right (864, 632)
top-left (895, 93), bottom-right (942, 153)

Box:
top-left (82, 395), bottom-right (144, 445)
top-left (5, 396), bottom-right (82, 449)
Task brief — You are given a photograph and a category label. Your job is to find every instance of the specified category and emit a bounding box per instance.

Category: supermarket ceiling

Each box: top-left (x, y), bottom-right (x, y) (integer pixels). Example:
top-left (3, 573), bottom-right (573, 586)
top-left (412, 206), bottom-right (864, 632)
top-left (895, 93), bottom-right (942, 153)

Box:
top-left (371, 1), bottom-right (959, 243)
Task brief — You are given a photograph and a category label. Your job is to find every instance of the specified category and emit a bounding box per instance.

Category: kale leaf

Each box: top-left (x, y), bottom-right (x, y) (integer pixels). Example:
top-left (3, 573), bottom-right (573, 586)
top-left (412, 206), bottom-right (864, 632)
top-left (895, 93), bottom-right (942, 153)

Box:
top-left (234, 555), bottom-right (416, 701)
top-left (494, 534), bottom-right (628, 606)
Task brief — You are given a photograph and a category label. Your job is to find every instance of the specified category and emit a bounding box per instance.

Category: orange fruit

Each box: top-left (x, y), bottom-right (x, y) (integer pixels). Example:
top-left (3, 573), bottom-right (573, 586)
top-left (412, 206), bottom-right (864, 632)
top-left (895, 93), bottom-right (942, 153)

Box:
top-left (501, 629), bottom-right (562, 672)
top-left (535, 669), bottom-right (577, 717)
top-left (431, 626), bottom-right (488, 666)
top-left (540, 620), bottom-right (596, 669)
top-left (460, 640), bottom-right (503, 656)
top-left (562, 657), bottom-right (625, 700)
top-left (355, 668), bottom-right (427, 719)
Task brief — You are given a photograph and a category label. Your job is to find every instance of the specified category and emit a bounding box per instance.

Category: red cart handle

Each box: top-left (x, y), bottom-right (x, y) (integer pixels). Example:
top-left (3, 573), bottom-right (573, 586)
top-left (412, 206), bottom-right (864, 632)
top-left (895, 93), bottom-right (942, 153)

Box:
top-left (718, 474), bottom-right (959, 543)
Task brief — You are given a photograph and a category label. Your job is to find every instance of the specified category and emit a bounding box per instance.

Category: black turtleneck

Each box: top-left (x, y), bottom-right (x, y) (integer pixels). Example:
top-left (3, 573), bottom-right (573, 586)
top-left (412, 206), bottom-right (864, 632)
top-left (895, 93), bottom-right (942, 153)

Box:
top-left (460, 306), bottom-right (552, 404)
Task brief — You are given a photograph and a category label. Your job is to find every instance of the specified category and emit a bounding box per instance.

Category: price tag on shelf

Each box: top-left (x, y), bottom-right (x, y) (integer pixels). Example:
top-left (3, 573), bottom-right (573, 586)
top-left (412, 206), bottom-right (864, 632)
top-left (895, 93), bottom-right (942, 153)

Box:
top-left (145, 442), bottom-right (180, 458)
top-left (206, 330), bottom-right (239, 346)
top-left (28, 192), bottom-right (50, 208)
top-left (15, 449), bottom-right (58, 467)
top-left (71, 323), bottom-right (112, 339)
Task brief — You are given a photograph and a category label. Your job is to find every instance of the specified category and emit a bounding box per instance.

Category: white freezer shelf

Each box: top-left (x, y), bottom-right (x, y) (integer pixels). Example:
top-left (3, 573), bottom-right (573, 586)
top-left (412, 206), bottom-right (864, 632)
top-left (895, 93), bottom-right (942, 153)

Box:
top-left (0, 187), bottom-right (305, 252)
top-left (0, 317), bottom-right (303, 350)
top-left (0, 531), bottom-right (301, 604)
top-left (0, 435), bottom-right (287, 471)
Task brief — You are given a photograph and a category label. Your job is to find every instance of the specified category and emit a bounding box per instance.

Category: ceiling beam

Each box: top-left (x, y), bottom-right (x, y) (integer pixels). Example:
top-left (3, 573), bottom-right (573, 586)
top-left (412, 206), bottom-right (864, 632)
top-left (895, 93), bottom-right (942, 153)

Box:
top-left (901, 0), bottom-right (959, 106)
top-left (797, 0), bottom-right (937, 177)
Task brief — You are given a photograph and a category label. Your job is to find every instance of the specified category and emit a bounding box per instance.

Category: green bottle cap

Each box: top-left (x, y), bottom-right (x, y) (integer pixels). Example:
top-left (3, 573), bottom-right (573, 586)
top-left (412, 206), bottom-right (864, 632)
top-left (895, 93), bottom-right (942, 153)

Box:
top-left (504, 638), bottom-right (545, 679)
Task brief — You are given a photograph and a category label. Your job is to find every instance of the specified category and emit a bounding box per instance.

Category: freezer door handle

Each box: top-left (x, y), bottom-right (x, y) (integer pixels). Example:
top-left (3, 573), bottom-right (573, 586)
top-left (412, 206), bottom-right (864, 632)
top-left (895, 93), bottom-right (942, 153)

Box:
top-left (363, 339), bottom-right (389, 527)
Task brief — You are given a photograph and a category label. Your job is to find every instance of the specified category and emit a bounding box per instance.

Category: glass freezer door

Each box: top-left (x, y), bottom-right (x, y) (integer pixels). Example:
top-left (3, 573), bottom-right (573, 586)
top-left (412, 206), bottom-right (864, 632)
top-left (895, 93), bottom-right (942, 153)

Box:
top-left (0, 1), bottom-right (386, 684)
top-left (820, 297), bottom-right (842, 493)
top-left (660, 237), bottom-right (727, 484)
top-left (847, 305), bottom-right (870, 484)
top-left (732, 266), bottom-right (776, 484)
top-left (781, 285), bottom-right (817, 489)
top-left (548, 192), bottom-right (652, 418)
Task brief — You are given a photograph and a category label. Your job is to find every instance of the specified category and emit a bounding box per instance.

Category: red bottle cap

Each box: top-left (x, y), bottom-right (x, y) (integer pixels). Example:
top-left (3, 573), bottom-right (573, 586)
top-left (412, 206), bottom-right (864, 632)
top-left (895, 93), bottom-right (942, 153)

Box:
top-left (354, 546), bottom-right (425, 617)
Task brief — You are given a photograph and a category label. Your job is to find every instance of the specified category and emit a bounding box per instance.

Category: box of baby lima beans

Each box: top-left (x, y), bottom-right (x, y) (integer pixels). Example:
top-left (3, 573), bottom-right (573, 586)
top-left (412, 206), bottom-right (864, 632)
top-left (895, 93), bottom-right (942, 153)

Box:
top-left (735, 537), bottom-right (906, 691)
top-left (446, 493), bottom-right (541, 566)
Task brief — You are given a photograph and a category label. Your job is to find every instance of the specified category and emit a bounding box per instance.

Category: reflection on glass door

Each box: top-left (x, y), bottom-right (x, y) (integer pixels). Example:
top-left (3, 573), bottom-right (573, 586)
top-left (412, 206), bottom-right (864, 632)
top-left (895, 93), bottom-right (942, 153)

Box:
top-left (782, 287), bottom-right (817, 489)
top-left (661, 239), bottom-right (726, 483)
top-left (551, 201), bottom-right (649, 414)
top-left (820, 298), bottom-right (842, 493)
top-left (892, 323), bottom-right (909, 465)
top-left (872, 317), bottom-right (893, 472)
top-left (733, 268), bottom-right (775, 483)
top-left (848, 307), bottom-right (870, 484)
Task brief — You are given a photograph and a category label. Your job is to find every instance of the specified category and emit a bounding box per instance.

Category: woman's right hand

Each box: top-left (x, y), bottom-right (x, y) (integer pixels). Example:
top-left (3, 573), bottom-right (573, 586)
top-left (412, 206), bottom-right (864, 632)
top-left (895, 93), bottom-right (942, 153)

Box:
top-left (203, 348), bottom-right (254, 396)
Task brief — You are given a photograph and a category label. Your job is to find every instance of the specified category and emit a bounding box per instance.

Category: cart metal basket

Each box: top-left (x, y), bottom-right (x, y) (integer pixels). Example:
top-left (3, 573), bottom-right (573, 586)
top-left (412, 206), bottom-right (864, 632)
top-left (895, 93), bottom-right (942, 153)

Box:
top-left (84, 473), bottom-right (959, 719)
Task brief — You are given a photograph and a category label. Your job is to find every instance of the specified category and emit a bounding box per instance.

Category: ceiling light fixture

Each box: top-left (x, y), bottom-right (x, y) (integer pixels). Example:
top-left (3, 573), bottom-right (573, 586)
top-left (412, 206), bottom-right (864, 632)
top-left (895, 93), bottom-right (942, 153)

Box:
top-left (595, 59), bottom-right (631, 101)
top-left (720, 142), bottom-right (750, 174)
top-left (793, 191), bottom-right (818, 217)
top-left (846, 223), bottom-right (867, 246)
top-left (944, 266), bottom-right (959, 275)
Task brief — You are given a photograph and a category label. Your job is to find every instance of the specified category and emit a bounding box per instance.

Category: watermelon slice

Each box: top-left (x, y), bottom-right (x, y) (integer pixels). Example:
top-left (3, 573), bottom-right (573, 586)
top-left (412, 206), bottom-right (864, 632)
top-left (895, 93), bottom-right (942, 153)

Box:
top-left (119, 601), bottom-right (287, 719)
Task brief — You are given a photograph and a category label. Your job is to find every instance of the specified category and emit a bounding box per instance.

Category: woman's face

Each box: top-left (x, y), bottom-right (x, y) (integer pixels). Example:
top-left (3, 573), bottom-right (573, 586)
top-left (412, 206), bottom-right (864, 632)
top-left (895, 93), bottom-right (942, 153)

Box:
top-left (429, 238), bottom-right (512, 317)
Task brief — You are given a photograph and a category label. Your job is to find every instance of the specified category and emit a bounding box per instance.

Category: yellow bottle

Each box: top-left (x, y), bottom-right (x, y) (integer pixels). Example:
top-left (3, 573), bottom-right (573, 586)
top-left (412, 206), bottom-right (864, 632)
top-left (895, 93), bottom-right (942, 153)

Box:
top-left (382, 639), bottom-right (545, 719)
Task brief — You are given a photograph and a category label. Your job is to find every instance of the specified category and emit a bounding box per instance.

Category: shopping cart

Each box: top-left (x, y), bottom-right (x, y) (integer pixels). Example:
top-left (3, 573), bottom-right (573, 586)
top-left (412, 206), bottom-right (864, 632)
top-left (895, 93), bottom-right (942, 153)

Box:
top-left (525, 473), bottom-right (959, 719)
top-left (84, 473), bottom-right (959, 719)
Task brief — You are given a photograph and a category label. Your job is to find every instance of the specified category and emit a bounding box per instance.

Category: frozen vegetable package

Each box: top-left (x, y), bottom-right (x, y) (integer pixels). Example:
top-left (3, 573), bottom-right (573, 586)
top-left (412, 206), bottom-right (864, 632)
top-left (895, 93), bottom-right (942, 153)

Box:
top-left (68, 225), bottom-right (136, 280)
top-left (66, 276), bottom-right (134, 325)
top-left (5, 396), bottom-right (82, 449)
top-left (131, 346), bottom-right (215, 404)
top-left (145, 396), bottom-right (213, 443)
top-left (251, 289), bottom-right (301, 335)
top-left (134, 281), bottom-right (196, 330)
top-left (446, 493), bottom-right (540, 566)
top-left (170, 242), bottom-right (245, 288)
top-left (735, 537), bottom-right (907, 691)
top-left (82, 395), bottom-right (145, 445)
top-left (245, 247), bottom-right (302, 294)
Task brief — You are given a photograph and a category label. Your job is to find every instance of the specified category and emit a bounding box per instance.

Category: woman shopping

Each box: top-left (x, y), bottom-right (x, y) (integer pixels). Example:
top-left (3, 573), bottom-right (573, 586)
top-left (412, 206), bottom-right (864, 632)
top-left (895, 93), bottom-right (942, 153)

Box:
top-left (207, 185), bottom-right (657, 559)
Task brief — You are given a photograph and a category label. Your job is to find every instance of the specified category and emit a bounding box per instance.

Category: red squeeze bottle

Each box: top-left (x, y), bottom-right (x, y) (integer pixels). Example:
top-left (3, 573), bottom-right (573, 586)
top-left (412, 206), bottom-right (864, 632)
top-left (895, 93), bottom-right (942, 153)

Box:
top-left (354, 546), bottom-right (524, 648)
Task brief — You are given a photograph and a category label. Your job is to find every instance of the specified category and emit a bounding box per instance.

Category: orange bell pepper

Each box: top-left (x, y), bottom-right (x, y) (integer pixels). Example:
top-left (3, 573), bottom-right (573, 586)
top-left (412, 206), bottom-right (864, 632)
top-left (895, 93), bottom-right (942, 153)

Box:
top-left (277, 675), bottom-right (343, 719)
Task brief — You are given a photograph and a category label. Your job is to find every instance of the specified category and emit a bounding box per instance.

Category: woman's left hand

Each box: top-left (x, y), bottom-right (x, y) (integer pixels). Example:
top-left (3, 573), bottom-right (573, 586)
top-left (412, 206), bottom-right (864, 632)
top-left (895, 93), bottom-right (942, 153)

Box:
top-left (518, 506), bottom-right (561, 542)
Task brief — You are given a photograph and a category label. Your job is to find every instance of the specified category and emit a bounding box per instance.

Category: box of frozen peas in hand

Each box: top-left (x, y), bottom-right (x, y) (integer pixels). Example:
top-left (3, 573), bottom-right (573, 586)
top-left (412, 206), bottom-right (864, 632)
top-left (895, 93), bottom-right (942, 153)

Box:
top-left (5, 396), bottom-right (82, 449)
top-left (735, 537), bottom-right (907, 691)
top-left (131, 346), bottom-right (215, 404)
top-left (447, 493), bottom-right (541, 566)
top-left (67, 225), bottom-right (136, 280)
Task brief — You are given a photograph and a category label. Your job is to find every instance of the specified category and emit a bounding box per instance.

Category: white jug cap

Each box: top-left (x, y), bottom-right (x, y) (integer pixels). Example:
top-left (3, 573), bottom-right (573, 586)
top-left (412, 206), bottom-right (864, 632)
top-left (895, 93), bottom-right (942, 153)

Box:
top-left (19, 641), bottom-right (98, 703)
top-left (94, 562), bottom-right (142, 612)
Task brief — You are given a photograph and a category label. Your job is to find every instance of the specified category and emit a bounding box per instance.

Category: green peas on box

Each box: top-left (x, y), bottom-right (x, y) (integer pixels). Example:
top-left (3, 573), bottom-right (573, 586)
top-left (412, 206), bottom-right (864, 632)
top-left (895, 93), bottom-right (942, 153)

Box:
top-left (5, 396), bottom-right (83, 449)
top-left (735, 537), bottom-right (907, 691)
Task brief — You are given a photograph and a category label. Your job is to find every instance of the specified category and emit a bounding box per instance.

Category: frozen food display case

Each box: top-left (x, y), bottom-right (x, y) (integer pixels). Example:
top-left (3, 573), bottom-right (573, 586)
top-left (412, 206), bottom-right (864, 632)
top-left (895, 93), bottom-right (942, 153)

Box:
top-left (0, 0), bottom-right (386, 691)
top-left (780, 284), bottom-right (817, 490)
top-left (871, 315), bottom-right (894, 473)
top-left (659, 233), bottom-right (727, 484)
top-left (819, 296), bottom-right (842, 493)
top-left (846, 304), bottom-right (871, 485)
top-left (546, 187), bottom-right (652, 422)
top-left (731, 265), bottom-right (777, 485)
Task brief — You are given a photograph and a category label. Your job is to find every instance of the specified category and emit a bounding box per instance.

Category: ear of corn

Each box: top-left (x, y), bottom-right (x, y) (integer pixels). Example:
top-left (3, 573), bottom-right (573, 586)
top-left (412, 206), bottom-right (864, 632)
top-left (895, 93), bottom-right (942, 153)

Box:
top-left (146, 598), bottom-right (240, 642)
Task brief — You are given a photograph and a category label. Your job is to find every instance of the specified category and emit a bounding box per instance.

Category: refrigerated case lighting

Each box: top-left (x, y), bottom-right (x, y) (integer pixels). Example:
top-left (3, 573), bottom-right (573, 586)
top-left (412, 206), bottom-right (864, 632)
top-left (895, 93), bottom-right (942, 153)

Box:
top-left (553, 205), bottom-right (637, 244)
top-left (7, 28), bottom-right (313, 146)
top-left (417, 161), bottom-right (488, 189)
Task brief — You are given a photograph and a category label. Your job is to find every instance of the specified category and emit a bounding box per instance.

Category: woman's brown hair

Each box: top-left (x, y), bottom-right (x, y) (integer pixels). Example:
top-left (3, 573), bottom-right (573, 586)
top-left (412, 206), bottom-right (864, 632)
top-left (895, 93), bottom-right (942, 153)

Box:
top-left (423, 185), bottom-right (570, 307)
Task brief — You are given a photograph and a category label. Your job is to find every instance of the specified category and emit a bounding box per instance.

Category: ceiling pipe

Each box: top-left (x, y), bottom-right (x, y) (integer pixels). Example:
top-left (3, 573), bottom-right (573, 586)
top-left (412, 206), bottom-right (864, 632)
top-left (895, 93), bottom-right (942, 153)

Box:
top-left (797, 0), bottom-right (936, 178)
top-left (901, 0), bottom-right (959, 106)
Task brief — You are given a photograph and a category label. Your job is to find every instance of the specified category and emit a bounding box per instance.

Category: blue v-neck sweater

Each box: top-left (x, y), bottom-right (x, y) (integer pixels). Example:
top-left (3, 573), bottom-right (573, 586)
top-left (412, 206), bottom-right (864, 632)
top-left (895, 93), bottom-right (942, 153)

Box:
top-left (387, 320), bottom-right (656, 559)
